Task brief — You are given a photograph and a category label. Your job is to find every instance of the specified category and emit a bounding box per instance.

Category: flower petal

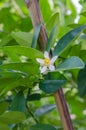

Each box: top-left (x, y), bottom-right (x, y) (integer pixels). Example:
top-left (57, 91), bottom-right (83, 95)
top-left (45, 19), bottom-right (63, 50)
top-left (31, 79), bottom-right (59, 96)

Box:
top-left (44, 51), bottom-right (49, 58)
top-left (40, 66), bottom-right (47, 73)
top-left (36, 58), bottom-right (44, 65)
top-left (51, 56), bottom-right (58, 64)
top-left (49, 65), bottom-right (55, 71)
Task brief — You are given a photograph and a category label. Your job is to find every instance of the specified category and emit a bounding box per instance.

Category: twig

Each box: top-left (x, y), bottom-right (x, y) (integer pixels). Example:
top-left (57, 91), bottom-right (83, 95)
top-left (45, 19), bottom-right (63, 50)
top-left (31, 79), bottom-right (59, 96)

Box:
top-left (26, 104), bottom-right (39, 123)
top-left (25, 0), bottom-right (74, 129)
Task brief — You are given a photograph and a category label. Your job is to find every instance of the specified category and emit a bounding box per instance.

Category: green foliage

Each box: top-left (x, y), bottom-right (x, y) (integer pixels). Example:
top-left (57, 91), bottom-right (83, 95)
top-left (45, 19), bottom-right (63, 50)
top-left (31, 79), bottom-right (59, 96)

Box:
top-left (45, 26), bottom-right (56, 52)
top-left (34, 104), bottom-right (56, 117)
top-left (31, 23), bottom-right (42, 48)
top-left (0, 111), bottom-right (26, 124)
top-left (0, 102), bottom-right (9, 115)
top-left (39, 72), bottom-right (66, 93)
top-left (10, 91), bottom-right (26, 112)
top-left (39, 80), bottom-right (66, 93)
top-left (78, 66), bottom-right (86, 96)
top-left (0, 123), bottom-right (10, 130)
top-left (57, 56), bottom-right (84, 70)
top-left (11, 32), bottom-right (33, 47)
top-left (29, 124), bottom-right (57, 130)
top-left (0, 0), bottom-right (86, 129)
top-left (53, 25), bottom-right (86, 56)
top-left (0, 46), bottom-right (43, 61)
top-left (27, 93), bottom-right (41, 101)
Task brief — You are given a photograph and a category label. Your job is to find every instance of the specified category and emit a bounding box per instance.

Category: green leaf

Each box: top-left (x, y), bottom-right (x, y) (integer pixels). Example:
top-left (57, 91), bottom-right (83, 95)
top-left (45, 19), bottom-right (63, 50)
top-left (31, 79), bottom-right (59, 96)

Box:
top-left (39, 71), bottom-right (66, 93)
top-left (18, 17), bottom-right (33, 32)
top-left (0, 62), bottom-right (40, 95)
top-left (31, 23), bottom-right (42, 48)
top-left (0, 77), bottom-right (21, 93)
top-left (10, 91), bottom-right (26, 112)
top-left (29, 124), bottom-right (57, 130)
top-left (1, 46), bottom-right (43, 61)
top-left (27, 93), bottom-right (41, 101)
top-left (0, 102), bottom-right (9, 115)
top-left (78, 66), bottom-right (86, 97)
top-left (15, 0), bottom-right (26, 12)
top-left (0, 34), bottom-right (12, 47)
top-left (80, 11), bottom-right (86, 17)
top-left (0, 71), bottom-right (25, 79)
top-left (0, 71), bottom-right (32, 94)
top-left (39, 80), bottom-right (65, 93)
top-left (0, 75), bottom-right (38, 96)
top-left (0, 62), bottom-right (39, 75)
top-left (67, 0), bottom-right (77, 17)
top-left (40, 0), bottom-right (52, 22)
top-left (0, 123), bottom-right (9, 130)
top-left (46, 12), bottom-right (59, 31)
top-left (0, 7), bottom-right (17, 32)
top-left (56, 56), bottom-right (84, 71)
top-left (34, 104), bottom-right (56, 117)
top-left (67, 24), bottom-right (82, 28)
top-left (80, 34), bottom-right (86, 39)
top-left (69, 44), bottom-right (81, 57)
top-left (0, 111), bottom-right (26, 124)
top-left (45, 71), bottom-right (66, 80)
top-left (11, 32), bottom-right (33, 47)
top-left (53, 25), bottom-right (86, 56)
top-left (45, 26), bottom-right (56, 52)
top-left (80, 50), bottom-right (86, 62)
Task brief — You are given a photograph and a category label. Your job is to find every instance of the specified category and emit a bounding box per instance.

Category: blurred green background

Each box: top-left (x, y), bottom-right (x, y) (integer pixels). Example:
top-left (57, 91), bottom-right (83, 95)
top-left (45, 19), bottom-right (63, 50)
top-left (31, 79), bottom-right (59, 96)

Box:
top-left (0, 0), bottom-right (86, 130)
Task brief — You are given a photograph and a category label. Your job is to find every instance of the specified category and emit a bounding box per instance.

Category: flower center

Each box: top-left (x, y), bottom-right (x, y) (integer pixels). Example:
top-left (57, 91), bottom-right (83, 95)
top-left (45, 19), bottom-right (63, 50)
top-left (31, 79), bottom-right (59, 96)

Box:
top-left (44, 58), bottom-right (51, 66)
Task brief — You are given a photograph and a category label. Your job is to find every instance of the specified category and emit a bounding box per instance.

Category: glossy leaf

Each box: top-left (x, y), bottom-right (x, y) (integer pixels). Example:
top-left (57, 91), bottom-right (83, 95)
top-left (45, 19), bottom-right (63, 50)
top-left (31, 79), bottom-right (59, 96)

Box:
top-left (80, 34), bottom-right (86, 39)
top-left (0, 71), bottom-right (30, 94)
top-left (29, 124), bottom-right (57, 130)
top-left (0, 34), bottom-right (12, 47)
top-left (11, 32), bottom-right (33, 47)
top-left (80, 11), bottom-right (86, 17)
top-left (0, 77), bottom-right (21, 93)
top-left (0, 7), bottom-right (17, 31)
top-left (80, 50), bottom-right (86, 61)
top-left (0, 123), bottom-right (9, 130)
top-left (39, 80), bottom-right (66, 93)
top-left (0, 71), bottom-right (26, 79)
top-left (40, 0), bottom-right (52, 22)
top-left (27, 93), bottom-right (41, 101)
top-left (0, 62), bottom-right (39, 75)
top-left (45, 71), bottom-right (66, 80)
top-left (31, 23), bottom-right (42, 48)
top-left (0, 102), bottom-right (9, 115)
top-left (34, 104), bottom-right (56, 117)
top-left (53, 25), bottom-right (86, 56)
top-left (0, 69), bottom-right (39, 95)
top-left (11, 91), bottom-right (26, 112)
top-left (0, 111), bottom-right (26, 124)
top-left (0, 46), bottom-right (43, 61)
top-left (78, 66), bottom-right (86, 97)
top-left (0, 76), bottom-right (37, 96)
top-left (15, 0), bottom-right (26, 12)
top-left (56, 56), bottom-right (84, 71)
top-left (45, 26), bottom-right (56, 52)
top-left (46, 12), bottom-right (59, 31)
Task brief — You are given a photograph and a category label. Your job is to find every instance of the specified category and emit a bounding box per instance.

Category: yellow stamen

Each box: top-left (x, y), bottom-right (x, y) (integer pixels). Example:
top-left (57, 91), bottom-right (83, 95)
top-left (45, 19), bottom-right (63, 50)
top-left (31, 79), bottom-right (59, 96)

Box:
top-left (44, 58), bottom-right (50, 66)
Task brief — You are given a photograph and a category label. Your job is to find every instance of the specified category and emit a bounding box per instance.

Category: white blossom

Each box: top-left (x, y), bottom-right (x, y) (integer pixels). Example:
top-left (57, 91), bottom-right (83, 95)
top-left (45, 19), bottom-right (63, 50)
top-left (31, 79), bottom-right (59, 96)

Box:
top-left (36, 51), bottom-right (58, 74)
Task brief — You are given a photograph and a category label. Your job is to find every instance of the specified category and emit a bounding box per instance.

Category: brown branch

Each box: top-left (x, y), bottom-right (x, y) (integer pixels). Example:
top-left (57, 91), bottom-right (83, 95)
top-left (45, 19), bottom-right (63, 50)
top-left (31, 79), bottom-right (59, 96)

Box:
top-left (54, 89), bottom-right (74, 130)
top-left (25, 0), bottom-right (74, 129)
top-left (25, 0), bottom-right (47, 52)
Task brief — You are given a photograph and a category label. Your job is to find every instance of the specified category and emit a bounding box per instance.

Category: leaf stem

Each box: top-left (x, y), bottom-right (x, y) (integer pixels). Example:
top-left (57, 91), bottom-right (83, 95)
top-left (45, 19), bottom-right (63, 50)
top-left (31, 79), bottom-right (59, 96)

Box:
top-left (26, 104), bottom-right (39, 123)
